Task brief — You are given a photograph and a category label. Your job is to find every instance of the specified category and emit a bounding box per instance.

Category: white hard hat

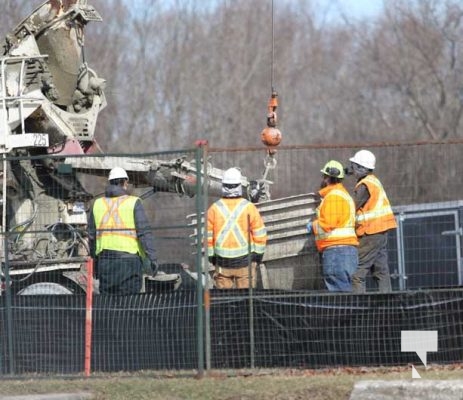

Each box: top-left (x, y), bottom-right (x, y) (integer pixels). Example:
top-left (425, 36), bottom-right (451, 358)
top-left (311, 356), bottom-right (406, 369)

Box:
top-left (222, 167), bottom-right (242, 185)
top-left (108, 167), bottom-right (129, 181)
top-left (349, 150), bottom-right (376, 170)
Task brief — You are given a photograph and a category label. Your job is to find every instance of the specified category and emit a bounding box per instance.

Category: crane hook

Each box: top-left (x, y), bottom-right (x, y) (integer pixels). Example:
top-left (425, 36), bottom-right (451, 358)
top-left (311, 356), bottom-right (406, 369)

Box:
top-left (261, 90), bottom-right (282, 155)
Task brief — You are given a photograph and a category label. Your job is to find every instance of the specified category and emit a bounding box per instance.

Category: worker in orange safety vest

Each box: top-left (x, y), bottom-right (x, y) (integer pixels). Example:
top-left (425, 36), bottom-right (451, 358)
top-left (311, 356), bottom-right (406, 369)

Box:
top-left (347, 150), bottom-right (397, 294)
top-left (207, 167), bottom-right (267, 289)
top-left (308, 160), bottom-right (359, 292)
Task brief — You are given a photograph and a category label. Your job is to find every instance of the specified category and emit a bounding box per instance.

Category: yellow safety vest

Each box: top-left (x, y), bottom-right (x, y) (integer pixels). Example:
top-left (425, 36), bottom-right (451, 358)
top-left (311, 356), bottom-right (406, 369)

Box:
top-left (93, 195), bottom-right (143, 256)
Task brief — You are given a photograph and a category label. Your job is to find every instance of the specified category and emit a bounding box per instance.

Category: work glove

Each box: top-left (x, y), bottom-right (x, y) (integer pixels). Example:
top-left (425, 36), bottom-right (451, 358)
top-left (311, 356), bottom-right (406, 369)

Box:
top-left (251, 253), bottom-right (263, 264)
top-left (150, 260), bottom-right (159, 277)
top-left (306, 221), bottom-right (313, 234)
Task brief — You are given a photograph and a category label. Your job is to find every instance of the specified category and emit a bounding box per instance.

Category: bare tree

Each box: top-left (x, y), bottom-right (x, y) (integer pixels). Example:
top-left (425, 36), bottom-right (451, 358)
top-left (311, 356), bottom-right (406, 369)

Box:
top-left (352, 0), bottom-right (463, 140)
top-left (4, 0), bottom-right (463, 205)
top-left (0, 0), bottom-right (32, 40)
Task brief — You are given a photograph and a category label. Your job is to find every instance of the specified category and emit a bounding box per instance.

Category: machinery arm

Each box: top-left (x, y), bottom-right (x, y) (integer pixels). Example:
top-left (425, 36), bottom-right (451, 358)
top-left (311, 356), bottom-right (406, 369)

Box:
top-left (68, 155), bottom-right (267, 201)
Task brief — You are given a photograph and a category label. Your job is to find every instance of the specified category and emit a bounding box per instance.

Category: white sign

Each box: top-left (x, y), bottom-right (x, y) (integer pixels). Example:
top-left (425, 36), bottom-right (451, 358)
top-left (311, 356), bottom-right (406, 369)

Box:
top-left (8, 133), bottom-right (49, 149)
top-left (401, 330), bottom-right (438, 378)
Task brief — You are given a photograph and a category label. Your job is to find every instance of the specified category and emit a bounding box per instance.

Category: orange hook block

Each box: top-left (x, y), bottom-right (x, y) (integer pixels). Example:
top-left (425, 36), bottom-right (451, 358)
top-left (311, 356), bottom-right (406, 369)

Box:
top-left (266, 91), bottom-right (278, 127)
top-left (261, 90), bottom-right (282, 153)
top-left (261, 126), bottom-right (282, 154)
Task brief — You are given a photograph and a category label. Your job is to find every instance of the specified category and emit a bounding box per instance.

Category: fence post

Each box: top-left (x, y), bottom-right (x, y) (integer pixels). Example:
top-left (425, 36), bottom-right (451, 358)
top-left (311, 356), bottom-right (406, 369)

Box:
top-left (247, 215), bottom-right (255, 369)
top-left (194, 142), bottom-right (206, 377)
top-left (200, 141), bottom-right (212, 372)
top-left (2, 230), bottom-right (15, 375)
top-left (2, 153), bottom-right (15, 375)
top-left (84, 258), bottom-right (94, 377)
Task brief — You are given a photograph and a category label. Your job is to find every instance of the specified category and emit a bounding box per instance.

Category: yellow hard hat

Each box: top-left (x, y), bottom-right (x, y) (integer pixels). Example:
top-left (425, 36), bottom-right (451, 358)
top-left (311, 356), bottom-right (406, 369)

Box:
top-left (321, 160), bottom-right (344, 178)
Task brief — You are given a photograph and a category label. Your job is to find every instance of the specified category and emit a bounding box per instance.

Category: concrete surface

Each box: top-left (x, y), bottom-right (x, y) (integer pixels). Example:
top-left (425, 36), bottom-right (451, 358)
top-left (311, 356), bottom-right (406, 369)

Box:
top-left (350, 380), bottom-right (463, 400)
top-left (0, 394), bottom-right (93, 400)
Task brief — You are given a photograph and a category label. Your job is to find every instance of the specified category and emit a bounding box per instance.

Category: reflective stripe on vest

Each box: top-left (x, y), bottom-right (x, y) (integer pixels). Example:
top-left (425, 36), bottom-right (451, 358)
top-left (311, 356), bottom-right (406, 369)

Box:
top-left (252, 226), bottom-right (267, 254)
top-left (315, 189), bottom-right (356, 241)
top-left (212, 198), bottom-right (255, 258)
top-left (355, 175), bottom-right (395, 233)
top-left (93, 195), bottom-right (140, 255)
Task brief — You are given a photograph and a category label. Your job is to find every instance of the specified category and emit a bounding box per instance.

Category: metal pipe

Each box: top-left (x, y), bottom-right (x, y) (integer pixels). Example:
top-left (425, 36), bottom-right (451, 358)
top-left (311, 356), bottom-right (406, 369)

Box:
top-left (397, 213), bottom-right (407, 290)
top-left (2, 170), bottom-right (15, 373)
top-left (194, 145), bottom-right (204, 377)
top-left (202, 142), bottom-right (211, 371)
top-left (247, 214), bottom-right (255, 368)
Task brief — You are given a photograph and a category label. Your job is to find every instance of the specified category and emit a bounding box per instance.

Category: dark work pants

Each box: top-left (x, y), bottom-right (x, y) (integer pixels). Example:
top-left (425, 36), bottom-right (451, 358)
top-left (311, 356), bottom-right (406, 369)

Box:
top-left (97, 253), bottom-right (143, 295)
top-left (352, 232), bottom-right (392, 294)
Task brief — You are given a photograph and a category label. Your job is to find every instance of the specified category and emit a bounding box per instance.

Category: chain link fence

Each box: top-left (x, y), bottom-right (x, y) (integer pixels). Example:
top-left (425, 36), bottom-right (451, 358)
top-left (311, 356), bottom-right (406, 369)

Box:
top-left (1, 141), bottom-right (463, 375)
top-left (0, 147), bottom-right (206, 374)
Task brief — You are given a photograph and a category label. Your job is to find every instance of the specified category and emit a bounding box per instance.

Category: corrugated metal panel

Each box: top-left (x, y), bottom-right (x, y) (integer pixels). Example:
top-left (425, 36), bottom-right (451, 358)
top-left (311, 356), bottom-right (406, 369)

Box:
top-left (256, 193), bottom-right (319, 261)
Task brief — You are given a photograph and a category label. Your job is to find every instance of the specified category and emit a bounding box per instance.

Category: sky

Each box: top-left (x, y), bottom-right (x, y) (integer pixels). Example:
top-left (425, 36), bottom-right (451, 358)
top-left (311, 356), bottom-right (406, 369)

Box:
top-left (124, 0), bottom-right (385, 23)
top-left (317, 0), bottom-right (383, 21)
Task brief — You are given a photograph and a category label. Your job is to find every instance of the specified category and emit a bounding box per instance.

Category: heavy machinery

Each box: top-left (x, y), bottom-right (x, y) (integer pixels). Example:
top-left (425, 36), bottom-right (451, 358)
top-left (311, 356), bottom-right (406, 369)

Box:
top-left (0, 0), bottom-right (267, 294)
top-left (0, 0), bottom-right (320, 294)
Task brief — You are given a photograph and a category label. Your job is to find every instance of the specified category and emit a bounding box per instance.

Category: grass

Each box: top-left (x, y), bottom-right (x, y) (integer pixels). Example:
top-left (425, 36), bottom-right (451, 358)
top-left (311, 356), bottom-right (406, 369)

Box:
top-left (0, 365), bottom-right (462, 400)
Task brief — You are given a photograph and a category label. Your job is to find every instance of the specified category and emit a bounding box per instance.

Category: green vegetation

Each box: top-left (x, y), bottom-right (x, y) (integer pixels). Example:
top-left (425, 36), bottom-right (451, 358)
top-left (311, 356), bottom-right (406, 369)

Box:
top-left (0, 366), bottom-right (461, 400)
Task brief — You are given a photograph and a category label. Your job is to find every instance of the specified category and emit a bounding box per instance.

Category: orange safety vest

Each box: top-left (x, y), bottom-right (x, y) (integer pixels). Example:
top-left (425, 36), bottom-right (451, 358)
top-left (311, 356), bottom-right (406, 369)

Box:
top-left (313, 183), bottom-right (358, 252)
top-left (355, 174), bottom-right (397, 236)
top-left (93, 195), bottom-right (144, 256)
top-left (207, 198), bottom-right (267, 258)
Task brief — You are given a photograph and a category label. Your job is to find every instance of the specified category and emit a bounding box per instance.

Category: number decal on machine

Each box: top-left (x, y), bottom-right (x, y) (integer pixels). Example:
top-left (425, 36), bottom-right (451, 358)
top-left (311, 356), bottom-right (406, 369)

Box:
top-left (33, 134), bottom-right (48, 147)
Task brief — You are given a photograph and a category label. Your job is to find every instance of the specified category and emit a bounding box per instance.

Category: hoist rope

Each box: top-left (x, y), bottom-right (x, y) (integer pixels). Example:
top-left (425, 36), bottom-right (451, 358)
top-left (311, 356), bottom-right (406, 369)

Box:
top-left (271, 0), bottom-right (275, 93)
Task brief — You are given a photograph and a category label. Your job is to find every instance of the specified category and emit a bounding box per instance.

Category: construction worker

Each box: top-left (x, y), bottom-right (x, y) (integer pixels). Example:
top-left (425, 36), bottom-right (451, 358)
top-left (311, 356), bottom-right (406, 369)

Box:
top-left (347, 150), bottom-right (397, 293)
top-left (307, 160), bottom-right (358, 292)
top-left (88, 167), bottom-right (158, 295)
top-left (207, 167), bottom-right (267, 289)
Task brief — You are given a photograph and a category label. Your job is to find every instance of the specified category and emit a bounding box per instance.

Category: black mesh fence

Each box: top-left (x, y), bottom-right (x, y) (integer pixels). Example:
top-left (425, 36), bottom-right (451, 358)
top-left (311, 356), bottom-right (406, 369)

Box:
top-left (1, 289), bottom-right (462, 374)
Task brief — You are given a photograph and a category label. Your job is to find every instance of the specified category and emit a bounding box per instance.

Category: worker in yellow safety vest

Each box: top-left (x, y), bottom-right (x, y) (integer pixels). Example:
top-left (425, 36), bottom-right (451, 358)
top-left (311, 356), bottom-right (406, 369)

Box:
top-left (207, 167), bottom-right (267, 289)
top-left (88, 167), bottom-right (158, 294)
top-left (347, 150), bottom-right (397, 294)
top-left (307, 160), bottom-right (359, 292)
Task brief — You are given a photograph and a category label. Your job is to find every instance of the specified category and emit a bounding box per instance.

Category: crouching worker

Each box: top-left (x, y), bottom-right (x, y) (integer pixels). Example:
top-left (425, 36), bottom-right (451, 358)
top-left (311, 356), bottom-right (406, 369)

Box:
top-left (207, 168), bottom-right (267, 289)
top-left (308, 160), bottom-right (358, 292)
top-left (88, 167), bottom-right (159, 295)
